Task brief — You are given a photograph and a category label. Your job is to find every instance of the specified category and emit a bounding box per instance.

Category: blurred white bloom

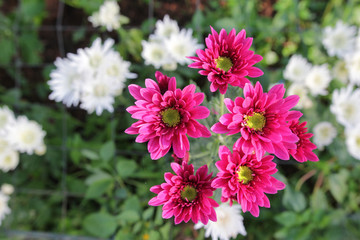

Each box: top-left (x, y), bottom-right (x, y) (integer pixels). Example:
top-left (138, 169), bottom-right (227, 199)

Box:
top-left (1, 184), bottom-right (14, 195)
top-left (88, 0), bottom-right (128, 31)
top-left (0, 106), bottom-right (15, 134)
top-left (141, 40), bottom-right (173, 69)
top-left (154, 14), bottom-right (179, 38)
top-left (283, 55), bottom-right (312, 83)
top-left (346, 50), bottom-right (360, 85)
top-left (264, 51), bottom-right (279, 65)
top-left (322, 20), bottom-right (357, 58)
top-left (330, 85), bottom-right (360, 128)
top-left (48, 57), bottom-right (83, 107)
top-left (34, 144), bottom-right (47, 156)
top-left (0, 192), bottom-right (11, 225)
top-left (304, 64), bottom-right (332, 96)
top-left (287, 83), bottom-right (313, 109)
top-left (346, 124), bottom-right (360, 160)
top-left (313, 121), bottom-right (337, 150)
top-left (194, 203), bottom-right (246, 240)
top-left (0, 149), bottom-right (19, 172)
top-left (332, 60), bottom-right (348, 84)
top-left (5, 116), bottom-right (46, 155)
top-left (164, 29), bottom-right (203, 65)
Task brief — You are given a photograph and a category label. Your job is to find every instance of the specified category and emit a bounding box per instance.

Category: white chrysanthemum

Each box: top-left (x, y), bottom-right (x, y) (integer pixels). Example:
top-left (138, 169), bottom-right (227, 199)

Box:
top-left (346, 50), bottom-right (360, 85)
top-left (345, 124), bottom-right (360, 160)
top-left (154, 14), bottom-right (179, 38)
top-left (141, 40), bottom-right (173, 69)
top-left (304, 64), bottom-right (332, 96)
top-left (80, 77), bottom-right (116, 115)
top-left (88, 0), bottom-right (128, 31)
top-left (48, 57), bottom-right (83, 107)
top-left (1, 184), bottom-right (14, 195)
top-left (5, 116), bottom-right (46, 155)
top-left (0, 106), bottom-right (15, 135)
top-left (330, 85), bottom-right (360, 128)
top-left (287, 83), bottom-right (313, 109)
top-left (0, 149), bottom-right (19, 172)
top-left (322, 20), bottom-right (357, 58)
top-left (313, 121), bottom-right (337, 150)
top-left (0, 192), bottom-right (11, 225)
top-left (332, 60), bottom-right (348, 84)
top-left (283, 55), bottom-right (312, 83)
top-left (164, 29), bottom-right (203, 65)
top-left (194, 203), bottom-right (246, 240)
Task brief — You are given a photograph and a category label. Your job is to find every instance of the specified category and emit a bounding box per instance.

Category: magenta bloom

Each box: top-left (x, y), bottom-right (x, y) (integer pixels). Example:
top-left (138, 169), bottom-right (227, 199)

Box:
top-left (211, 82), bottom-right (301, 160)
top-left (212, 145), bottom-right (285, 217)
top-left (188, 27), bottom-right (263, 94)
top-left (125, 71), bottom-right (211, 160)
top-left (149, 162), bottom-right (219, 224)
top-left (288, 120), bottom-right (319, 162)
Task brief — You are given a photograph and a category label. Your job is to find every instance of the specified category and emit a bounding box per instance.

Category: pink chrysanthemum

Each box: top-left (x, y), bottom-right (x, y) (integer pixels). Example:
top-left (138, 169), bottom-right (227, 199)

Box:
top-left (125, 71), bottom-right (211, 160)
top-left (188, 27), bottom-right (263, 94)
top-left (211, 82), bottom-right (301, 160)
top-left (149, 162), bottom-right (219, 224)
top-left (288, 120), bottom-right (319, 162)
top-left (212, 145), bottom-right (285, 217)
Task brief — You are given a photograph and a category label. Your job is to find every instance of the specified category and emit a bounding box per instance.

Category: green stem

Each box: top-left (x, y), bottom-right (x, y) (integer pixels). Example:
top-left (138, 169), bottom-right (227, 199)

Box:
top-left (219, 93), bottom-right (225, 116)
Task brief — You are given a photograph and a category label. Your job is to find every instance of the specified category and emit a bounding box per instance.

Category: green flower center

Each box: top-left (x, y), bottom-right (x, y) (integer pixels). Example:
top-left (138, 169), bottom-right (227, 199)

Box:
top-left (180, 185), bottom-right (197, 202)
top-left (244, 112), bottom-right (266, 131)
top-left (237, 166), bottom-right (253, 184)
top-left (161, 108), bottom-right (181, 127)
top-left (215, 56), bottom-right (233, 72)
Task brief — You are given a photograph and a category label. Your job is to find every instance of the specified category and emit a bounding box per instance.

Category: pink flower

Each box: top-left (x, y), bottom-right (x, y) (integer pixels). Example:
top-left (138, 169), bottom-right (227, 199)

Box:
top-left (149, 162), bottom-right (219, 224)
top-left (288, 120), bottom-right (319, 162)
top-left (125, 71), bottom-right (211, 160)
top-left (188, 27), bottom-right (263, 94)
top-left (172, 151), bottom-right (189, 165)
top-left (211, 82), bottom-right (301, 160)
top-left (212, 145), bottom-right (285, 217)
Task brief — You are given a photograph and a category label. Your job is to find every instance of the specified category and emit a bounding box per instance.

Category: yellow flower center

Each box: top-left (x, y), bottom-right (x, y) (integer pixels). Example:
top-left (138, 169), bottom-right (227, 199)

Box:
top-left (215, 56), bottom-right (233, 72)
top-left (244, 112), bottom-right (266, 131)
top-left (237, 166), bottom-right (253, 184)
top-left (161, 108), bottom-right (181, 127)
top-left (180, 185), bottom-right (197, 202)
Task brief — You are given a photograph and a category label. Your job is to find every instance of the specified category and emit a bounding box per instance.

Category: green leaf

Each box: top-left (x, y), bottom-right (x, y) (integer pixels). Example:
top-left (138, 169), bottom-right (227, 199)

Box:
top-left (100, 141), bottom-right (115, 161)
top-left (142, 207), bottom-right (154, 220)
top-left (283, 186), bottom-right (307, 212)
top-left (328, 169), bottom-right (349, 203)
top-left (149, 230), bottom-right (161, 240)
top-left (81, 149), bottom-right (99, 161)
top-left (275, 211), bottom-right (298, 227)
top-left (116, 158), bottom-right (137, 178)
top-left (85, 178), bottom-right (113, 199)
top-left (0, 37), bottom-right (15, 64)
top-left (122, 196), bottom-right (141, 212)
top-left (117, 210), bottom-right (140, 224)
top-left (311, 189), bottom-right (328, 210)
top-left (83, 212), bottom-right (117, 238)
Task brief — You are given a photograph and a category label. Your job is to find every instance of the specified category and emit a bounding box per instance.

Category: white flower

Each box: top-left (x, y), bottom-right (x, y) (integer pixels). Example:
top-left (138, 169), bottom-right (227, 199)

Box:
top-left (0, 192), bottom-right (11, 225)
top-left (346, 124), bottom-right (360, 160)
top-left (330, 85), bottom-right (360, 128)
top-left (48, 57), bottom-right (83, 107)
top-left (88, 0), bottom-right (128, 31)
top-left (313, 122), bottom-right (337, 150)
top-left (283, 55), bottom-right (312, 83)
top-left (322, 20), bottom-right (357, 58)
top-left (1, 184), bottom-right (14, 195)
top-left (141, 40), bottom-right (173, 69)
top-left (0, 149), bottom-right (19, 172)
top-left (164, 29), bottom-right (203, 65)
top-left (194, 203), bottom-right (246, 240)
top-left (304, 64), bottom-right (332, 96)
top-left (332, 60), bottom-right (348, 84)
top-left (154, 14), bottom-right (179, 38)
top-left (346, 50), bottom-right (360, 85)
top-left (287, 83), bottom-right (313, 109)
top-left (0, 106), bottom-right (15, 134)
top-left (5, 116), bottom-right (46, 155)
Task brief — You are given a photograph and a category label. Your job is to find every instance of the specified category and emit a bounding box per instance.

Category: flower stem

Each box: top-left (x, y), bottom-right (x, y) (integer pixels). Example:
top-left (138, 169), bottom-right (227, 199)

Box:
top-left (219, 93), bottom-right (225, 116)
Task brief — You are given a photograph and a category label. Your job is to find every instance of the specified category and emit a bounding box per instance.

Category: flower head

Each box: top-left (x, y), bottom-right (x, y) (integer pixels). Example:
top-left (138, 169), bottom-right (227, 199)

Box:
top-left (194, 203), bottom-right (247, 240)
top-left (304, 64), bottom-right (332, 96)
top-left (154, 14), bottom-right (179, 38)
top-left (125, 72), bottom-right (211, 159)
top-left (345, 124), bottom-right (360, 160)
top-left (313, 121), bottom-right (337, 150)
top-left (287, 83), bottom-right (313, 109)
top-left (0, 192), bottom-right (10, 225)
top-left (211, 82), bottom-right (301, 160)
top-left (188, 27), bottom-right (263, 94)
top-left (212, 146), bottom-right (285, 217)
top-left (346, 50), bottom-right (360, 86)
top-left (288, 120), bottom-right (319, 162)
top-left (283, 54), bottom-right (312, 83)
top-left (141, 40), bottom-right (174, 69)
top-left (149, 162), bottom-right (218, 224)
top-left (0, 148), bottom-right (19, 172)
top-left (0, 106), bottom-right (15, 133)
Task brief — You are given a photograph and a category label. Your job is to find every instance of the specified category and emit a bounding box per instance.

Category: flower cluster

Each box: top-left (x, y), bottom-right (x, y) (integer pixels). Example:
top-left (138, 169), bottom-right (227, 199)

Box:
top-left (0, 106), bottom-right (46, 173)
top-left (141, 15), bottom-right (203, 70)
top-left (48, 38), bottom-right (136, 115)
top-left (0, 184), bottom-right (12, 226)
top-left (126, 26), bottom-right (319, 239)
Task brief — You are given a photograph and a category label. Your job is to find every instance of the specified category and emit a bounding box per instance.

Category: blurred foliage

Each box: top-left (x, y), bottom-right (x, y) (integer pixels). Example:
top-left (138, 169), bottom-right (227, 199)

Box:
top-left (0, 0), bottom-right (360, 239)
